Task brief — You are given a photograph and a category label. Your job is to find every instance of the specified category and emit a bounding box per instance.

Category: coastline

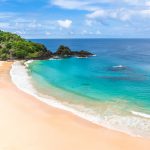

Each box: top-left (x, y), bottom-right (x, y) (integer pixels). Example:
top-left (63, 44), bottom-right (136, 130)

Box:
top-left (0, 61), bottom-right (150, 150)
top-left (11, 61), bottom-right (150, 138)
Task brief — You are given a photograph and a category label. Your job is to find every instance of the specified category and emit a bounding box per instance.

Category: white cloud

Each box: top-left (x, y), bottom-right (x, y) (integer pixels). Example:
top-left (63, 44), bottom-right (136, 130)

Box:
top-left (140, 9), bottom-right (150, 17)
top-left (82, 29), bottom-right (88, 34)
top-left (96, 30), bottom-right (101, 34)
top-left (45, 31), bottom-right (51, 35)
top-left (0, 12), bottom-right (15, 19)
top-left (0, 22), bottom-right (10, 28)
top-left (86, 9), bottom-right (126, 21)
top-left (1, 0), bottom-right (150, 38)
top-left (51, 0), bottom-right (148, 11)
top-left (86, 8), bottom-right (150, 23)
top-left (115, 9), bottom-right (132, 21)
top-left (124, 0), bottom-right (141, 5)
top-left (51, 0), bottom-right (100, 11)
top-left (85, 19), bottom-right (93, 26)
top-left (51, 0), bottom-right (150, 23)
top-left (86, 9), bottom-right (106, 19)
top-left (145, 1), bottom-right (150, 6)
top-left (57, 19), bottom-right (72, 28)
top-left (14, 30), bottom-right (26, 35)
top-left (52, 0), bottom-right (88, 9)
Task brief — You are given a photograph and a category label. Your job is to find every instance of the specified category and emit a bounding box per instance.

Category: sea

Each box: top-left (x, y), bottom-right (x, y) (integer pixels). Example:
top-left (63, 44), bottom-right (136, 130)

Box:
top-left (10, 39), bottom-right (150, 138)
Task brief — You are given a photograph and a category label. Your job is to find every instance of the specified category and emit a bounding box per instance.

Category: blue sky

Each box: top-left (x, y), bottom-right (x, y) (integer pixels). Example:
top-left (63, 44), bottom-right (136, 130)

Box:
top-left (0, 0), bottom-right (150, 38)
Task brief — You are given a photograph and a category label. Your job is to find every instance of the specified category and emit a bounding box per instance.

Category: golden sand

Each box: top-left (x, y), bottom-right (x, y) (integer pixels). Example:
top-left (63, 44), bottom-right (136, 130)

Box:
top-left (0, 61), bottom-right (149, 150)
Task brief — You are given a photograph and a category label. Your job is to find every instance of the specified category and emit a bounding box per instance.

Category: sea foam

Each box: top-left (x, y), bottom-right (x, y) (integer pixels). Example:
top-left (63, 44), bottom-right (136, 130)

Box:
top-left (24, 60), bottom-right (34, 67)
top-left (131, 111), bottom-right (150, 119)
top-left (10, 61), bottom-right (150, 138)
top-left (10, 62), bottom-right (100, 124)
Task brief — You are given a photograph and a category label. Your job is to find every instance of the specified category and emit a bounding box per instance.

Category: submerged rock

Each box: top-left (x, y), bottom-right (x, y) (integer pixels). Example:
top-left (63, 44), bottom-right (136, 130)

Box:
top-left (97, 75), bottom-right (145, 81)
top-left (108, 65), bottom-right (128, 71)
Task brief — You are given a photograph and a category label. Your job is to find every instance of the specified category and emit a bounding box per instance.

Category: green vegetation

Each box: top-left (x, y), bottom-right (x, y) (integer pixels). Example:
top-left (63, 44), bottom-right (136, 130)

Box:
top-left (0, 30), bottom-right (93, 60)
top-left (0, 30), bottom-right (52, 60)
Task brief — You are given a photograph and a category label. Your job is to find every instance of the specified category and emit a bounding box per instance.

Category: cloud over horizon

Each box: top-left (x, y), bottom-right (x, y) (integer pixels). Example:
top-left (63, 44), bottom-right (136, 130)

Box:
top-left (0, 0), bottom-right (150, 38)
top-left (57, 19), bottom-right (72, 28)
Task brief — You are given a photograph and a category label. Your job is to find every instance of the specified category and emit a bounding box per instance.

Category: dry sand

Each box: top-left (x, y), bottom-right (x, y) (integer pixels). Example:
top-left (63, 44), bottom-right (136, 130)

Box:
top-left (0, 61), bottom-right (149, 150)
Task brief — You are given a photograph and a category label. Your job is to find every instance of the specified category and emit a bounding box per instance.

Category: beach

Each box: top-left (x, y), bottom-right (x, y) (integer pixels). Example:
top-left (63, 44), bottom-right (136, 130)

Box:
top-left (0, 61), bottom-right (149, 150)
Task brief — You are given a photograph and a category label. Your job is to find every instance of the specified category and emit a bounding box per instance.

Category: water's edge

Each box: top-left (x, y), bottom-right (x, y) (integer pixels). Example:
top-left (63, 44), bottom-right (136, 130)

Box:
top-left (10, 61), bottom-right (150, 138)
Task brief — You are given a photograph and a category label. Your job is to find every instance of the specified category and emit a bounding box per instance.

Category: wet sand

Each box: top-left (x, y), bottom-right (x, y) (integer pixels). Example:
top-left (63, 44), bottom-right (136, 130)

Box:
top-left (0, 61), bottom-right (149, 150)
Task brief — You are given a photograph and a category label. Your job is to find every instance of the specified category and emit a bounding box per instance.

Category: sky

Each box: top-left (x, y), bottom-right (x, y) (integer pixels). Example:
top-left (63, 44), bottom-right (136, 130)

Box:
top-left (0, 0), bottom-right (150, 38)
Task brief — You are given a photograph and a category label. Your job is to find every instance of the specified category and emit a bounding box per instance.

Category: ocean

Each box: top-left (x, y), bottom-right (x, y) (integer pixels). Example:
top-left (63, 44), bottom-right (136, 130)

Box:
top-left (10, 39), bottom-right (150, 137)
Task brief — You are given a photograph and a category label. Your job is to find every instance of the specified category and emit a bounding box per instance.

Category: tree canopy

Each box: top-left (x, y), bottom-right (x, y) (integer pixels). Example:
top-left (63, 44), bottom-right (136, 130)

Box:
top-left (0, 30), bottom-right (52, 60)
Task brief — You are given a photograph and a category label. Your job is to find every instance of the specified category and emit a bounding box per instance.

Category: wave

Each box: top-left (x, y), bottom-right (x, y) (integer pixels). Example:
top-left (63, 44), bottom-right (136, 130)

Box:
top-left (107, 65), bottom-right (128, 72)
top-left (113, 65), bottom-right (124, 68)
top-left (10, 61), bottom-right (100, 125)
top-left (24, 60), bottom-right (34, 67)
top-left (10, 61), bottom-right (150, 138)
top-left (131, 111), bottom-right (150, 119)
top-left (49, 58), bottom-right (62, 60)
top-left (76, 56), bottom-right (88, 59)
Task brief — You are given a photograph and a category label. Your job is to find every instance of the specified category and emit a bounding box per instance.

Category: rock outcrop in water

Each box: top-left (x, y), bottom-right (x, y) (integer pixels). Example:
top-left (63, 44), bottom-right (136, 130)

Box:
top-left (0, 30), bottom-right (94, 60)
top-left (54, 45), bottom-right (72, 57)
top-left (72, 50), bottom-right (94, 58)
top-left (53, 45), bottom-right (94, 58)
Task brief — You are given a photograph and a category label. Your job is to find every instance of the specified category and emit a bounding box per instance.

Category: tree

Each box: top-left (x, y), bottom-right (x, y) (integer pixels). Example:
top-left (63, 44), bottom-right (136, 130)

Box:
top-left (0, 30), bottom-right (52, 60)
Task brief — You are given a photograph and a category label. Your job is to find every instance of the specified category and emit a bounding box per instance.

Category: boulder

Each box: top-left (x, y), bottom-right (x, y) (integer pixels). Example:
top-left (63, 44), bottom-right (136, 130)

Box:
top-left (53, 45), bottom-right (94, 58)
top-left (54, 45), bottom-right (72, 57)
top-left (72, 50), bottom-right (94, 58)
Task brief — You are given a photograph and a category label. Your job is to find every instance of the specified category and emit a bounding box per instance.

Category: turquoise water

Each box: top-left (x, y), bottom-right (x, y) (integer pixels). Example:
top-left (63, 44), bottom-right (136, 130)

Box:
top-left (27, 39), bottom-right (150, 137)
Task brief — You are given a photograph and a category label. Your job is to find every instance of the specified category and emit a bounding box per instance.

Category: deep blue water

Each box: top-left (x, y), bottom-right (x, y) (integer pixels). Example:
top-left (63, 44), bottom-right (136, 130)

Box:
top-left (28, 39), bottom-right (150, 137)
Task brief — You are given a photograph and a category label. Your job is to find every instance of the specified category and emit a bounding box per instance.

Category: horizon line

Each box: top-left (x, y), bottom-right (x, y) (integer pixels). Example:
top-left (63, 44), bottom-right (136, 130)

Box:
top-left (28, 37), bottom-right (150, 40)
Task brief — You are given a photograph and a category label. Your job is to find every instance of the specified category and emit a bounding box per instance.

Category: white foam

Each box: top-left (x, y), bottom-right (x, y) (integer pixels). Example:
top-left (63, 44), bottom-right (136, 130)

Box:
top-left (10, 61), bottom-right (150, 138)
top-left (24, 60), bottom-right (34, 67)
top-left (113, 65), bottom-right (124, 68)
top-left (49, 58), bottom-right (62, 60)
top-left (131, 111), bottom-right (150, 119)
top-left (76, 56), bottom-right (88, 59)
top-left (10, 61), bottom-right (100, 124)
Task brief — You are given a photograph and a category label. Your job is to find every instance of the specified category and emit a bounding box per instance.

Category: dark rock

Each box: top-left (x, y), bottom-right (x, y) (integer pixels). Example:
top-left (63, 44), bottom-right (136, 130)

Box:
top-left (36, 51), bottom-right (53, 60)
top-left (53, 45), bottom-right (94, 58)
top-left (29, 50), bottom-right (53, 60)
top-left (72, 50), bottom-right (94, 58)
top-left (54, 45), bottom-right (72, 57)
top-left (0, 30), bottom-right (94, 61)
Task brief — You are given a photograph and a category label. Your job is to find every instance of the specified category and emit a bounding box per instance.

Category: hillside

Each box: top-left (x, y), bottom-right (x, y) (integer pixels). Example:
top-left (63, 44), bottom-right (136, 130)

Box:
top-left (0, 30), bottom-right (94, 60)
top-left (0, 30), bottom-right (52, 60)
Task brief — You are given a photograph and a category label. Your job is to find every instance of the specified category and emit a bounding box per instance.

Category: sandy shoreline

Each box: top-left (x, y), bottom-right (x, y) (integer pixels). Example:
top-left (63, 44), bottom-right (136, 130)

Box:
top-left (0, 61), bottom-right (149, 150)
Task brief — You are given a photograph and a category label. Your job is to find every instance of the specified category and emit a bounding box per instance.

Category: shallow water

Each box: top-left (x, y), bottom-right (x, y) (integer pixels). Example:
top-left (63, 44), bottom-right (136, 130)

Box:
top-left (13, 39), bottom-right (150, 137)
